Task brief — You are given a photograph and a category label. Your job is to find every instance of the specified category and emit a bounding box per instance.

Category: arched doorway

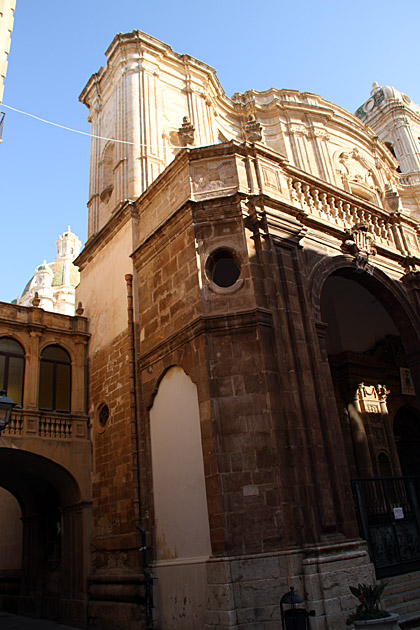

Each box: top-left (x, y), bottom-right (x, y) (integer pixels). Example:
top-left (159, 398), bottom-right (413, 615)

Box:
top-left (320, 270), bottom-right (419, 477)
top-left (320, 274), bottom-right (407, 478)
top-left (317, 264), bottom-right (420, 577)
top-left (0, 449), bottom-right (87, 624)
top-left (0, 488), bottom-right (22, 613)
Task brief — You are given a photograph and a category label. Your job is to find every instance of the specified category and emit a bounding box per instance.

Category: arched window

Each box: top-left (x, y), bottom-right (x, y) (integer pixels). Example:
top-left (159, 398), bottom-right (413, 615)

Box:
top-left (100, 142), bottom-right (114, 203)
top-left (384, 142), bottom-right (402, 173)
top-left (39, 345), bottom-right (71, 412)
top-left (0, 337), bottom-right (24, 405)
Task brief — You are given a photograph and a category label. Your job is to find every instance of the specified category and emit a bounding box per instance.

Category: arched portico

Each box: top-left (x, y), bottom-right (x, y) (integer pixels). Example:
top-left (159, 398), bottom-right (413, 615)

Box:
top-left (310, 256), bottom-right (420, 393)
top-left (311, 256), bottom-right (420, 577)
top-left (0, 448), bottom-right (90, 626)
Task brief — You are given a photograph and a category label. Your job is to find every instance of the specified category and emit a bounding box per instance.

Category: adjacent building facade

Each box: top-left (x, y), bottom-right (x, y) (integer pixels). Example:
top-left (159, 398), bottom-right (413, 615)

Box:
top-left (2, 29), bottom-right (420, 630)
top-left (0, 0), bottom-right (16, 138)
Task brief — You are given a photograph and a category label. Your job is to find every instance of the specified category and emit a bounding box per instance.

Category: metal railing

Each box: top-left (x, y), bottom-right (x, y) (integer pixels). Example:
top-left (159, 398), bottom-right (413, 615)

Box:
top-left (352, 476), bottom-right (420, 578)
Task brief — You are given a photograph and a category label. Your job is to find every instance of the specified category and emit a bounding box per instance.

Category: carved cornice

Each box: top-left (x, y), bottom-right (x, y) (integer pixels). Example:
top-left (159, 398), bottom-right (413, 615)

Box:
top-left (0, 302), bottom-right (89, 339)
top-left (78, 141), bottom-right (420, 280)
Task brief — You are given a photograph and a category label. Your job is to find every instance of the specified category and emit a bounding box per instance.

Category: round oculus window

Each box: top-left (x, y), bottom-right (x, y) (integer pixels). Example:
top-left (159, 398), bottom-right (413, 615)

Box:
top-left (207, 249), bottom-right (241, 288)
top-left (364, 98), bottom-right (375, 112)
top-left (98, 403), bottom-right (110, 429)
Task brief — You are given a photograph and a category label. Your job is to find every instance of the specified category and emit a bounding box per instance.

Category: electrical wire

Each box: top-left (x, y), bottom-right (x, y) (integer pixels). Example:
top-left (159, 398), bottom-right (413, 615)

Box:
top-left (1, 102), bottom-right (190, 149)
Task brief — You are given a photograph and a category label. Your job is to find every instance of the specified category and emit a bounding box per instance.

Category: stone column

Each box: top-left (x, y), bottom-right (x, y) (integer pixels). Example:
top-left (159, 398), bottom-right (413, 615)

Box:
top-left (72, 340), bottom-right (87, 415)
top-left (348, 396), bottom-right (374, 478)
top-left (378, 385), bottom-right (402, 476)
top-left (123, 59), bottom-right (143, 198)
top-left (25, 331), bottom-right (41, 409)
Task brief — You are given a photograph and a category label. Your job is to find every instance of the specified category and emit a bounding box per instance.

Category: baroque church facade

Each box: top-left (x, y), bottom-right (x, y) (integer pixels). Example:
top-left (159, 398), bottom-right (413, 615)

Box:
top-left (2, 29), bottom-right (420, 630)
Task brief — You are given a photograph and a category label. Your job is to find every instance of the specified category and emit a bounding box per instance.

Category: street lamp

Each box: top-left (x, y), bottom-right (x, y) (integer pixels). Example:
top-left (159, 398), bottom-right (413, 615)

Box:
top-left (0, 390), bottom-right (18, 435)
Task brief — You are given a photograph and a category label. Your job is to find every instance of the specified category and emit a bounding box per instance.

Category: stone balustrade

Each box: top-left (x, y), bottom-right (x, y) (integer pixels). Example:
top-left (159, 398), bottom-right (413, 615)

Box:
top-left (286, 174), bottom-right (420, 260)
top-left (2, 408), bottom-right (89, 440)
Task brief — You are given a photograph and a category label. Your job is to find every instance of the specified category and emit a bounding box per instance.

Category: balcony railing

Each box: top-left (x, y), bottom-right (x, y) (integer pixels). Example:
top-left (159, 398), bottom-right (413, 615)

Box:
top-left (286, 174), bottom-right (420, 261)
top-left (1, 408), bottom-right (89, 441)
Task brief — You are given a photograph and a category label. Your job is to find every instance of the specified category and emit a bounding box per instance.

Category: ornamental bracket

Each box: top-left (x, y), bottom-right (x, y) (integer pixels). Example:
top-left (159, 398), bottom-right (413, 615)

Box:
top-left (341, 221), bottom-right (376, 273)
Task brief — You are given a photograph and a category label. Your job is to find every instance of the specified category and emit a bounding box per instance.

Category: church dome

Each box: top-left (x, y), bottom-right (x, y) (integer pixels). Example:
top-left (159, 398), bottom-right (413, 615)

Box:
top-left (17, 228), bottom-right (82, 315)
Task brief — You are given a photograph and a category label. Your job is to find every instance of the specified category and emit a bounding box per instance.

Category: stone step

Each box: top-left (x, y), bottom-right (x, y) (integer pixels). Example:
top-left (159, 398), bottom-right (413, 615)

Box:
top-left (384, 588), bottom-right (420, 608)
top-left (398, 611), bottom-right (420, 629)
top-left (381, 571), bottom-right (420, 618)
top-left (388, 599), bottom-right (420, 617)
top-left (382, 572), bottom-right (420, 597)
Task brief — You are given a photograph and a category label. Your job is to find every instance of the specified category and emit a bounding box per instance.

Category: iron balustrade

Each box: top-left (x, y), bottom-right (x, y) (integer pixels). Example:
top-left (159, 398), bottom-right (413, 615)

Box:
top-left (352, 476), bottom-right (420, 578)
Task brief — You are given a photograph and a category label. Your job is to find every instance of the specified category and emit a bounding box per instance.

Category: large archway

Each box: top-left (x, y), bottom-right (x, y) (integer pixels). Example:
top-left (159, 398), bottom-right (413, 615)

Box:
top-left (0, 448), bottom-right (88, 625)
top-left (319, 268), bottom-right (420, 477)
top-left (315, 261), bottom-right (420, 577)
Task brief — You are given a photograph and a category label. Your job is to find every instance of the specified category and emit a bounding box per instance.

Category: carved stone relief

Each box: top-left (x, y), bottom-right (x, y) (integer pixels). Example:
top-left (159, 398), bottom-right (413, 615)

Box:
top-left (191, 159), bottom-right (237, 195)
top-left (261, 166), bottom-right (281, 191)
top-left (335, 148), bottom-right (379, 204)
top-left (341, 221), bottom-right (377, 271)
top-left (356, 383), bottom-right (389, 415)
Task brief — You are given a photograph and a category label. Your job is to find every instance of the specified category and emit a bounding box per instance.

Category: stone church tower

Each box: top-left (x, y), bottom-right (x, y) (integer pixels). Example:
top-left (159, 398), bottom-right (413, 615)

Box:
top-left (76, 30), bottom-right (420, 630)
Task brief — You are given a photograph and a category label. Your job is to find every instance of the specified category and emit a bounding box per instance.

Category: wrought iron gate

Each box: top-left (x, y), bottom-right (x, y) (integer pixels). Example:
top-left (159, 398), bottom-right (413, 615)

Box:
top-left (352, 476), bottom-right (420, 578)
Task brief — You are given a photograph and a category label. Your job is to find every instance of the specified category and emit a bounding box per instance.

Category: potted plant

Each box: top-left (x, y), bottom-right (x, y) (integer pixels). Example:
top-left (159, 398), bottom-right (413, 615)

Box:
top-left (346, 583), bottom-right (400, 628)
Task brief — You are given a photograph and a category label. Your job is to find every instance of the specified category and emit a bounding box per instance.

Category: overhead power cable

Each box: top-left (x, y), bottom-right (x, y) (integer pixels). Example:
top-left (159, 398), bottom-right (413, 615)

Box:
top-left (2, 103), bottom-right (135, 144)
top-left (1, 103), bottom-right (190, 149)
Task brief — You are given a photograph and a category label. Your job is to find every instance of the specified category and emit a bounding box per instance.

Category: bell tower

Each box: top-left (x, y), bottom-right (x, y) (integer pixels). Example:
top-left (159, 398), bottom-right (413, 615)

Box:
top-left (79, 30), bottom-right (228, 238)
top-left (356, 82), bottom-right (420, 186)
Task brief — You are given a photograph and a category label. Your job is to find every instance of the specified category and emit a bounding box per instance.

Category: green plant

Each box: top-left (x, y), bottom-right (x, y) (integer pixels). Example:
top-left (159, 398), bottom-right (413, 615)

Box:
top-left (346, 583), bottom-right (391, 625)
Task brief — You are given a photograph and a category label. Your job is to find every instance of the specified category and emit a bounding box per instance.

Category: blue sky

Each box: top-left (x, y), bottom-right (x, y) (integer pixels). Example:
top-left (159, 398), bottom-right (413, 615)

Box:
top-left (1, 0), bottom-right (420, 303)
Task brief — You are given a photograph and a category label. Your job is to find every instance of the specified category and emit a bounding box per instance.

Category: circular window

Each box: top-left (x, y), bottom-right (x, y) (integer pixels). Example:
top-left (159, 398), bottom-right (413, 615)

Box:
top-left (97, 403), bottom-right (109, 429)
top-left (364, 98), bottom-right (375, 112)
top-left (207, 249), bottom-right (241, 288)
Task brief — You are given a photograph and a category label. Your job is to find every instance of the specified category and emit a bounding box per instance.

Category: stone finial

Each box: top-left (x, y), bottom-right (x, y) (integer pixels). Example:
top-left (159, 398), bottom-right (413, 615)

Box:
top-left (178, 115), bottom-right (195, 146)
top-left (245, 113), bottom-right (263, 143)
top-left (371, 81), bottom-right (380, 94)
top-left (31, 291), bottom-right (40, 307)
top-left (76, 301), bottom-right (85, 316)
